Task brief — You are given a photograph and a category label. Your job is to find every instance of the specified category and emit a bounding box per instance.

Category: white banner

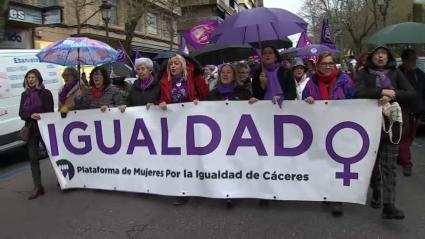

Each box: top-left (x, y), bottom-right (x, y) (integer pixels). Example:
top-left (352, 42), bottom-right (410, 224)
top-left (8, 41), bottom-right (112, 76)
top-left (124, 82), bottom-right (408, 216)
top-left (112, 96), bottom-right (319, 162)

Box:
top-left (38, 100), bottom-right (382, 204)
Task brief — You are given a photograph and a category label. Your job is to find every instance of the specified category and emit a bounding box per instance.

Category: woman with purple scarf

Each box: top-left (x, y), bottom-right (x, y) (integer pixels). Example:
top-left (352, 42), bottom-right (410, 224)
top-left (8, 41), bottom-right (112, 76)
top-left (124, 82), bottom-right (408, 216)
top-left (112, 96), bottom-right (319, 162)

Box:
top-left (18, 69), bottom-right (54, 200)
top-left (355, 45), bottom-right (415, 220)
top-left (58, 67), bottom-right (86, 112)
top-left (302, 51), bottom-right (354, 217)
top-left (208, 64), bottom-right (251, 101)
top-left (251, 46), bottom-right (297, 104)
top-left (126, 57), bottom-right (160, 108)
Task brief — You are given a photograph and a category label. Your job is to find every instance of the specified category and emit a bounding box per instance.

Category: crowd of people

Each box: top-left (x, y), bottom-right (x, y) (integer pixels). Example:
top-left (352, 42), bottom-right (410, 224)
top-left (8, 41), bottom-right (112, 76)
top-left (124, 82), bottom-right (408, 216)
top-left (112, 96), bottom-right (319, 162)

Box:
top-left (19, 44), bottom-right (425, 220)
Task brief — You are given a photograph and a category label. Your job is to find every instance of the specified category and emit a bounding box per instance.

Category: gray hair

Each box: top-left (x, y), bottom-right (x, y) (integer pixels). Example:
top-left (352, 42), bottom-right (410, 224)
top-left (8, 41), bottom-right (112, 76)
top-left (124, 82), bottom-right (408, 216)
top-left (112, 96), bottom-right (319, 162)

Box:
top-left (134, 57), bottom-right (154, 71)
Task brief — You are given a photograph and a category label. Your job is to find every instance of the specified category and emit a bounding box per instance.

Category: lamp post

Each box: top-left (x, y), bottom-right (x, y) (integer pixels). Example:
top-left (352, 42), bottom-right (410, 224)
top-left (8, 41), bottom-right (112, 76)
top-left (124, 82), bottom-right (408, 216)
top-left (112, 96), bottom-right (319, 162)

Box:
top-left (377, 0), bottom-right (391, 27)
top-left (100, 0), bottom-right (112, 40)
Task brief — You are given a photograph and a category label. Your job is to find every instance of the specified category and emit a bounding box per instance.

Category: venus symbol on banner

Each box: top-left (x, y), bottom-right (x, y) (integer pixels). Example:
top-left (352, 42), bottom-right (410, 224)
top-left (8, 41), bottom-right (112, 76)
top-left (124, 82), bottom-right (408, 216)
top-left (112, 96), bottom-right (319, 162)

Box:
top-left (326, 122), bottom-right (370, 186)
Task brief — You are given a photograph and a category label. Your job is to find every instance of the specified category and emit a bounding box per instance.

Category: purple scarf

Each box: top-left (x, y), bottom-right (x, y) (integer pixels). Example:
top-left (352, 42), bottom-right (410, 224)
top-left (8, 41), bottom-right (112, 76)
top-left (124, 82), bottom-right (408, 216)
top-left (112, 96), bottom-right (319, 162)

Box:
top-left (140, 74), bottom-right (154, 90)
top-left (171, 75), bottom-right (188, 103)
top-left (263, 63), bottom-right (284, 100)
top-left (59, 79), bottom-right (79, 104)
top-left (216, 82), bottom-right (236, 95)
top-left (23, 85), bottom-right (45, 115)
top-left (369, 69), bottom-right (394, 89)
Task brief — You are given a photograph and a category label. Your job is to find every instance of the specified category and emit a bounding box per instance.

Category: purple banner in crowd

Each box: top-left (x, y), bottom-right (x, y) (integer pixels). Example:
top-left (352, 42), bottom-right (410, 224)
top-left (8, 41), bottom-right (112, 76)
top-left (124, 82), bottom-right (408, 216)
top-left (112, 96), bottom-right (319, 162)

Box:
top-left (296, 31), bottom-right (312, 48)
top-left (184, 20), bottom-right (219, 49)
top-left (320, 19), bottom-right (336, 49)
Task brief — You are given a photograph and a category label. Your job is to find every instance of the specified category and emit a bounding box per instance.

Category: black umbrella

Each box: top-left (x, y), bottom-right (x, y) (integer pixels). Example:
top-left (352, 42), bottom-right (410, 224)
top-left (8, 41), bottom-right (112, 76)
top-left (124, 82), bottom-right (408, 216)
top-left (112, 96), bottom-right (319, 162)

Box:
top-left (99, 62), bottom-right (134, 78)
top-left (190, 44), bottom-right (256, 65)
top-left (250, 38), bottom-right (293, 49)
top-left (153, 51), bottom-right (177, 61)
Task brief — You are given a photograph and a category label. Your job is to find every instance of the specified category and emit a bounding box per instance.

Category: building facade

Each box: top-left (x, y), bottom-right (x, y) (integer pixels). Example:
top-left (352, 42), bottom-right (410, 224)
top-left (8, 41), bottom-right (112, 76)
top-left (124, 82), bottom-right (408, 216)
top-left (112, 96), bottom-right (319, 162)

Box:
top-left (178, 0), bottom-right (261, 33)
top-left (1, 0), bottom-right (181, 57)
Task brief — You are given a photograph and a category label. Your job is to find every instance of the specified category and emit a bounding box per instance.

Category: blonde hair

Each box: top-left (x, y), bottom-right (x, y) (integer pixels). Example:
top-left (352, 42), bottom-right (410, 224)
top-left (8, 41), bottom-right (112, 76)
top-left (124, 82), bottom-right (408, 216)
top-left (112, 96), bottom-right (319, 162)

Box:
top-left (218, 63), bottom-right (239, 85)
top-left (167, 54), bottom-right (188, 81)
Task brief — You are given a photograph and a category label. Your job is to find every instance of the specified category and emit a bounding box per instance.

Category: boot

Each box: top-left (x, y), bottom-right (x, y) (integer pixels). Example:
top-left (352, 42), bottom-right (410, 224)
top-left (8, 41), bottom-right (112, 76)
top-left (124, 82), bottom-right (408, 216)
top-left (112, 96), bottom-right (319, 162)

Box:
top-left (370, 190), bottom-right (381, 209)
top-left (28, 185), bottom-right (45, 200)
top-left (225, 199), bottom-right (234, 209)
top-left (173, 197), bottom-right (189, 206)
top-left (402, 165), bottom-right (412, 176)
top-left (382, 204), bottom-right (405, 220)
top-left (258, 199), bottom-right (270, 207)
top-left (331, 202), bottom-right (344, 217)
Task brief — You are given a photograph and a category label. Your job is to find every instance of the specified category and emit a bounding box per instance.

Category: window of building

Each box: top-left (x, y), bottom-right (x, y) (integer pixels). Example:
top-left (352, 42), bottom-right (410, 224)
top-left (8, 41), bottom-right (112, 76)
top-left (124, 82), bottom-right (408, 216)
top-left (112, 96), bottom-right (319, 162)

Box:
top-left (163, 16), bottom-right (173, 38)
top-left (146, 12), bottom-right (158, 35)
top-left (109, 0), bottom-right (118, 25)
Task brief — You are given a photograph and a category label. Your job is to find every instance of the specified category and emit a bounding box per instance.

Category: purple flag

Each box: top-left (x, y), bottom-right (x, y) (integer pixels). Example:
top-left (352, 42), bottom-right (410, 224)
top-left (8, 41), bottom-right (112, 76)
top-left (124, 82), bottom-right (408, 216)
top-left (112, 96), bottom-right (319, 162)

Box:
top-left (116, 41), bottom-right (127, 63)
top-left (184, 20), bottom-right (219, 49)
top-left (296, 31), bottom-right (312, 48)
top-left (179, 34), bottom-right (189, 54)
top-left (320, 19), bottom-right (336, 49)
top-left (134, 50), bottom-right (141, 60)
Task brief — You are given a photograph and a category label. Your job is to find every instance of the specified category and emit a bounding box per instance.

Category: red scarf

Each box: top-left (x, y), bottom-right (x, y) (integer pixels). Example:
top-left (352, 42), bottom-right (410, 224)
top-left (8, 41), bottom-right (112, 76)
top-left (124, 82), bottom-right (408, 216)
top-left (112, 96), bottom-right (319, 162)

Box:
top-left (91, 85), bottom-right (106, 98)
top-left (316, 68), bottom-right (339, 100)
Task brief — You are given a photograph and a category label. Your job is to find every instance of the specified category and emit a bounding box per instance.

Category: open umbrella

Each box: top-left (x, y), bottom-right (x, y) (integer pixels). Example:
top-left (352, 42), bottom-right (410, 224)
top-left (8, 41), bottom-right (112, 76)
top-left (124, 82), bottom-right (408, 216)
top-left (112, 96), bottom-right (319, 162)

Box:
top-left (211, 7), bottom-right (307, 46)
top-left (190, 44), bottom-right (255, 65)
top-left (153, 51), bottom-right (177, 61)
top-left (99, 62), bottom-right (134, 78)
top-left (297, 44), bottom-right (339, 57)
top-left (36, 37), bottom-right (118, 66)
top-left (366, 22), bottom-right (425, 44)
top-left (37, 37), bottom-right (118, 84)
top-left (249, 38), bottom-right (292, 50)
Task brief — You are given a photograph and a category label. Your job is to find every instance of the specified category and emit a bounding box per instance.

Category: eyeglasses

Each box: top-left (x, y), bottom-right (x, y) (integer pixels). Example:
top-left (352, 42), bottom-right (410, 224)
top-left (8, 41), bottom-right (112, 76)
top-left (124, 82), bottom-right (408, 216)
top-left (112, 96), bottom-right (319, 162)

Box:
top-left (319, 62), bottom-right (335, 67)
top-left (238, 71), bottom-right (249, 74)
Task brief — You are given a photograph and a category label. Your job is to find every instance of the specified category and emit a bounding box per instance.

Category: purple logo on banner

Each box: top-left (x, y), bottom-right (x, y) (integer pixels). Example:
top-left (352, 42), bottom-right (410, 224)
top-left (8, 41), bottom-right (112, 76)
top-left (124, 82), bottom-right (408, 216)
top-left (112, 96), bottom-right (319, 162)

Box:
top-left (184, 20), bottom-right (219, 49)
top-left (320, 19), bottom-right (336, 49)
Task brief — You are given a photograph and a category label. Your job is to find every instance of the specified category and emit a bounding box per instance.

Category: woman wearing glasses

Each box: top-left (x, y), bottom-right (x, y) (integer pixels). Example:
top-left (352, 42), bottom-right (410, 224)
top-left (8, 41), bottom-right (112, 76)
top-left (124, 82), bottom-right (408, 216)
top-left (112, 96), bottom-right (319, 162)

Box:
top-left (302, 52), bottom-right (354, 217)
top-left (303, 52), bottom-right (354, 103)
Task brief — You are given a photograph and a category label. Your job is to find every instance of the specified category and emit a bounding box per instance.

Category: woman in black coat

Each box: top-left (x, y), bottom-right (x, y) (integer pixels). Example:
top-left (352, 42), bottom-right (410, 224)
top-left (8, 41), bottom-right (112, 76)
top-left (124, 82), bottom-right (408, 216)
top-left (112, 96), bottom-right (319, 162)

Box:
top-left (127, 57), bottom-right (160, 108)
top-left (19, 69), bottom-right (54, 200)
top-left (251, 46), bottom-right (297, 103)
top-left (208, 63), bottom-right (251, 101)
top-left (355, 45), bottom-right (415, 220)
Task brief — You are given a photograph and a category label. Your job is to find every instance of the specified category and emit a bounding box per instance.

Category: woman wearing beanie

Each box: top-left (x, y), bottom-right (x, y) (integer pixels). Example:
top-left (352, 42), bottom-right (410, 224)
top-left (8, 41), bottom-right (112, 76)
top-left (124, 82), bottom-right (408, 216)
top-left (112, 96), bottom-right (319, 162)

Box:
top-left (355, 45), bottom-right (415, 220)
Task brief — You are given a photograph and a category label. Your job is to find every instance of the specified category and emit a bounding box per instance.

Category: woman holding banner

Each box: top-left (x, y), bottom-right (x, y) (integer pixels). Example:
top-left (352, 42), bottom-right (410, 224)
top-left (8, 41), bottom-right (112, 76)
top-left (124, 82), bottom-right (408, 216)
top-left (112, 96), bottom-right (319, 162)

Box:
top-left (208, 63), bottom-right (252, 208)
top-left (251, 46), bottom-right (297, 104)
top-left (58, 67), bottom-right (86, 113)
top-left (158, 53), bottom-right (209, 205)
top-left (126, 57), bottom-right (160, 108)
top-left (19, 69), bottom-right (54, 200)
top-left (355, 45), bottom-right (415, 220)
top-left (302, 51), bottom-right (354, 217)
top-left (74, 67), bottom-right (126, 112)
top-left (208, 63), bottom-right (251, 102)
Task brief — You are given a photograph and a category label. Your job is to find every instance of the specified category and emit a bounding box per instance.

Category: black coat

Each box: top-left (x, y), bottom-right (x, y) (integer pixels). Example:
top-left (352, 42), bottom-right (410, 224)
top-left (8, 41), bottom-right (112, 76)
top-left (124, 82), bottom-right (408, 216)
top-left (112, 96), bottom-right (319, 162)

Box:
top-left (19, 88), bottom-right (54, 136)
top-left (208, 86), bottom-right (251, 101)
top-left (252, 66), bottom-right (297, 100)
top-left (398, 65), bottom-right (425, 115)
top-left (127, 79), bottom-right (161, 106)
top-left (354, 53), bottom-right (416, 142)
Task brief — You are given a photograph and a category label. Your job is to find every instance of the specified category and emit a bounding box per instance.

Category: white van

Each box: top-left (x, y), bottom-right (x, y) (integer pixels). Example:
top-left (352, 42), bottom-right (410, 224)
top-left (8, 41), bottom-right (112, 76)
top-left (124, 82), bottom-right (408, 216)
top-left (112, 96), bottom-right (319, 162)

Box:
top-left (0, 49), bottom-right (62, 152)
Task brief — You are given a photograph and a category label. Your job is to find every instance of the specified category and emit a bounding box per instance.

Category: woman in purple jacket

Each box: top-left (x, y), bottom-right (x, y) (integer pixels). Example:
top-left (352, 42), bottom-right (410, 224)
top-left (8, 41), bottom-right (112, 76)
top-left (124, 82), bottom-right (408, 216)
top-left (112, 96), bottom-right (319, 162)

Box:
top-left (302, 52), bottom-right (354, 217)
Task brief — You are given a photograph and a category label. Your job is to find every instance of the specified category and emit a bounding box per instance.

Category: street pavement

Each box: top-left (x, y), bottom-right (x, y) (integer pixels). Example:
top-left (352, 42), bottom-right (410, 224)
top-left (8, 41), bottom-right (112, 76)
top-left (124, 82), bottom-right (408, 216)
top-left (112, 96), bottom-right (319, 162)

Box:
top-left (1, 133), bottom-right (425, 239)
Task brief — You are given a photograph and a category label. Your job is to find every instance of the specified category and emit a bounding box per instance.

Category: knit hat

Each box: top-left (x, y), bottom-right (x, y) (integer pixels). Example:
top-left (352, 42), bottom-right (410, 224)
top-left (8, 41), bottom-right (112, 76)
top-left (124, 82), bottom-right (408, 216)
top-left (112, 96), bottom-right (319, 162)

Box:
top-left (292, 57), bottom-right (306, 69)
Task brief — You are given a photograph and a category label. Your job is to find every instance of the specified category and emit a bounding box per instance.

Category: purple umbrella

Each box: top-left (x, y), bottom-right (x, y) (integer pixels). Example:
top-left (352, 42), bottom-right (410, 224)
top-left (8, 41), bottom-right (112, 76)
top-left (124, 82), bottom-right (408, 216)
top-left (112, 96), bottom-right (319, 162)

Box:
top-left (211, 7), bottom-right (307, 45)
top-left (297, 44), bottom-right (339, 57)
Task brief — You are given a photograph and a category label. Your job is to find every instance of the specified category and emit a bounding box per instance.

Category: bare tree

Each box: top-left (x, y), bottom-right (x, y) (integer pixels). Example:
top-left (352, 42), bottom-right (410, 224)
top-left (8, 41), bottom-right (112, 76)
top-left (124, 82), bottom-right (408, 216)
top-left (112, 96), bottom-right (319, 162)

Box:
top-left (123, 0), bottom-right (150, 54)
top-left (163, 0), bottom-right (181, 50)
top-left (71, 0), bottom-right (101, 35)
top-left (300, 0), bottom-right (379, 54)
